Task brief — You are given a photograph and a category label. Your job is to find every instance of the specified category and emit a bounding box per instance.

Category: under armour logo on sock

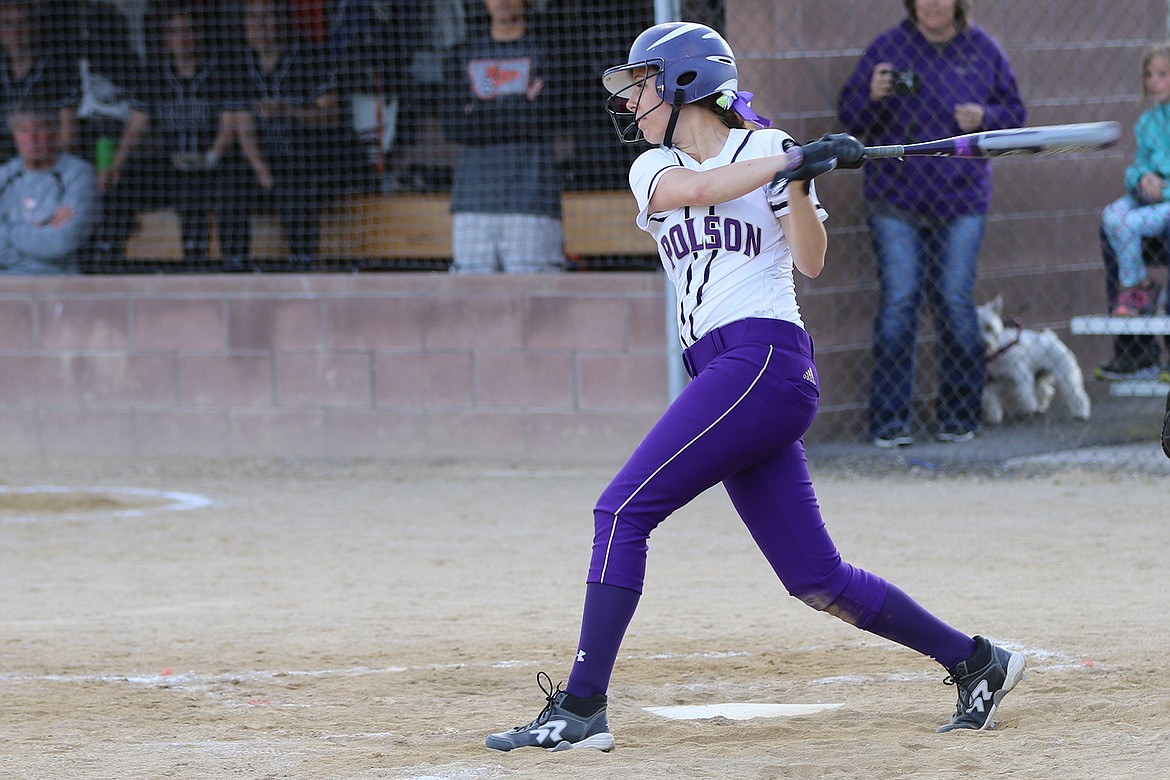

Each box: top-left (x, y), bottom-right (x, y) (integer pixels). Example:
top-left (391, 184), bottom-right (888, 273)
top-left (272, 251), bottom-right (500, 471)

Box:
top-left (576, 650), bottom-right (586, 662)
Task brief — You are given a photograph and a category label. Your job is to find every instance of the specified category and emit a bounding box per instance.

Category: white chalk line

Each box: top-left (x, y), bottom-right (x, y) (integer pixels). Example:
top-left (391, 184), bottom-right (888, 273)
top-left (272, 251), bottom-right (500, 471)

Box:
top-left (0, 640), bottom-right (1088, 709)
top-left (0, 485), bottom-right (213, 524)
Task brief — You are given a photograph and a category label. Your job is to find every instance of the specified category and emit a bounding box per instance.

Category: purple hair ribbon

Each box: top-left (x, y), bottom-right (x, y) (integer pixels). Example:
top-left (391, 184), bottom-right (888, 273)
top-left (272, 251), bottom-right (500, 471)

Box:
top-left (730, 91), bottom-right (772, 128)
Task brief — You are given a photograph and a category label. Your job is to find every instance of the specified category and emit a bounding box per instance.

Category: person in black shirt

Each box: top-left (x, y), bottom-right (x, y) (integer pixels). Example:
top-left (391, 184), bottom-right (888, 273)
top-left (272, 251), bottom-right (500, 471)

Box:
top-left (100, 4), bottom-right (234, 262)
top-left (1, 0), bottom-right (81, 160)
top-left (231, 0), bottom-right (338, 267)
top-left (70, 0), bottom-right (146, 262)
top-left (441, 0), bottom-right (562, 273)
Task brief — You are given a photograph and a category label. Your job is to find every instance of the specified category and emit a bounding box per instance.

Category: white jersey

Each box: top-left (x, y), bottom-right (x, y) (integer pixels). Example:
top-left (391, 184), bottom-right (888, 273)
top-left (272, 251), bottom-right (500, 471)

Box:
top-left (629, 127), bottom-right (828, 348)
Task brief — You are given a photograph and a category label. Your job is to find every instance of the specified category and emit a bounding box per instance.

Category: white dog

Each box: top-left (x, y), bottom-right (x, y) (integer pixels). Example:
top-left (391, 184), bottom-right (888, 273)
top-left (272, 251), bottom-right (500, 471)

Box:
top-left (977, 295), bottom-right (1091, 425)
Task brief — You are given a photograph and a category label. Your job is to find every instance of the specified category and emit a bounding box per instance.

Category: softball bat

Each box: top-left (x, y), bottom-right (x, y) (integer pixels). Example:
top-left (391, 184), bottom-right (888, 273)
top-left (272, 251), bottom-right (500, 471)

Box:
top-left (864, 121), bottom-right (1121, 159)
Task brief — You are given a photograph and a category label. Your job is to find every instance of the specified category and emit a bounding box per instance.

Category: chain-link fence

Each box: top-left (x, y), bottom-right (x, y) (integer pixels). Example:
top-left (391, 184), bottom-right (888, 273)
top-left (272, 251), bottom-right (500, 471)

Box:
top-left (3, 0), bottom-right (1168, 469)
top-left (722, 0), bottom-right (1170, 469)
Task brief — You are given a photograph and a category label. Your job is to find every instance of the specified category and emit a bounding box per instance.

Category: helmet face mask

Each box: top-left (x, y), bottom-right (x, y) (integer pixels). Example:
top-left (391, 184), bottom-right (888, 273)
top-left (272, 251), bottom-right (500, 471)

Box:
top-left (603, 62), bottom-right (663, 144)
top-left (602, 22), bottom-right (739, 146)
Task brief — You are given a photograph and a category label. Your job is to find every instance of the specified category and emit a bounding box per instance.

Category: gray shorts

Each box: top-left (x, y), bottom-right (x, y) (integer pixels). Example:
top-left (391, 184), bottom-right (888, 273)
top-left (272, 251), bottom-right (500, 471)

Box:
top-left (451, 213), bottom-right (563, 274)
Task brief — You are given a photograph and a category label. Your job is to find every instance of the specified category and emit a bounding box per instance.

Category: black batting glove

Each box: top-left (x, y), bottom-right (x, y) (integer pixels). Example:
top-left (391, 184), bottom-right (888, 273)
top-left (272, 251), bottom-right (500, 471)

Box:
top-left (786, 139), bottom-right (839, 181)
top-left (769, 139), bottom-right (838, 195)
top-left (820, 132), bottom-right (867, 169)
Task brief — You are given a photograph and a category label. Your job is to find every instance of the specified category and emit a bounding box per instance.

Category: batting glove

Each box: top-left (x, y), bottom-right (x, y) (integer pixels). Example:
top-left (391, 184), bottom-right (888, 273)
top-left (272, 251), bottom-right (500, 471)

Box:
top-left (818, 133), bottom-right (867, 169)
top-left (770, 140), bottom-right (838, 195)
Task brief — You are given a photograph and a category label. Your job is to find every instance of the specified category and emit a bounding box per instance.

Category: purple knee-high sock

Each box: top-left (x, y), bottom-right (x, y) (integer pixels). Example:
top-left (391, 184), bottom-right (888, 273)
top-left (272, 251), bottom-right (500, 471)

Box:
top-left (864, 584), bottom-right (976, 669)
top-left (565, 582), bottom-right (640, 699)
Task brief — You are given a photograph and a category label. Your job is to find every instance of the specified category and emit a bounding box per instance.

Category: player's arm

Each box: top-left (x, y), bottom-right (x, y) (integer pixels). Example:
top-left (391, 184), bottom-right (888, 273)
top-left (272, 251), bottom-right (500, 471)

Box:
top-left (286, 91), bottom-right (339, 128)
top-left (231, 110), bottom-right (275, 189)
top-left (648, 152), bottom-right (795, 214)
top-left (779, 187), bottom-right (826, 278)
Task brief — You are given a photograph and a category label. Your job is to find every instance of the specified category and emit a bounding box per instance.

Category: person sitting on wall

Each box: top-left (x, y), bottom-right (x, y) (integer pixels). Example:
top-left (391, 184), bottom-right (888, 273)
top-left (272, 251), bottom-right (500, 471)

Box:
top-left (0, 102), bottom-right (96, 274)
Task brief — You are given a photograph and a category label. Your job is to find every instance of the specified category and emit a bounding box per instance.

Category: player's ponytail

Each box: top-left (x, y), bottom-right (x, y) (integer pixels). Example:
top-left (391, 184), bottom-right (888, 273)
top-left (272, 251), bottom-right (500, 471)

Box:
top-left (693, 94), bottom-right (747, 131)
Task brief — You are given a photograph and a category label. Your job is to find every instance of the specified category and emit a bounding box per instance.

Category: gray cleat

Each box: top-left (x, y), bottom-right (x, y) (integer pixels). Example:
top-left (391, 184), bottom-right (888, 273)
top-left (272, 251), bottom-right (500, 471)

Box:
top-left (937, 635), bottom-right (1026, 732)
top-left (486, 672), bottom-right (615, 752)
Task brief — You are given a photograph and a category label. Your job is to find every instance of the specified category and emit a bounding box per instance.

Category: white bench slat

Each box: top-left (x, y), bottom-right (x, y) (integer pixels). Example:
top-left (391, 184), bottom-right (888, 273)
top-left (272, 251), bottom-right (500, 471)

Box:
top-left (1070, 315), bottom-right (1170, 335)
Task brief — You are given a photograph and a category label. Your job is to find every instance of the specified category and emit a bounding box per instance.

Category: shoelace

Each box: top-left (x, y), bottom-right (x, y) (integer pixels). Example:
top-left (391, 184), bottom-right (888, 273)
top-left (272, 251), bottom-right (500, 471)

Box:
top-left (942, 672), bottom-right (971, 716)
top-left (513, 671), bottom-right (566, 730)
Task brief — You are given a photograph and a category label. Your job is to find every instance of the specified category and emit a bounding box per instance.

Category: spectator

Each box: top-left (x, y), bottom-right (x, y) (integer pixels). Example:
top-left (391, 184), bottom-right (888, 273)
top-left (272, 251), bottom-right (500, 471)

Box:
top-left (441, 0), bottom-right (563, 274)
top-left (231, 0), bottom-right (339, 268)
top-left (1094, 224), bottom-right (1168, 380)
top-left (100, 4), bottom-right (235, 263)
top-left (1100, 42), bottom-right (1170, 317)
top-left (74, 0), bottom-right (148, 262)
top-left (0, 0), bottom-right (80, 160)
top-left (0, 103), bottom-right (96, 274)
top-left (838, 0), bottom-right (1025, 447)
top-left (329, 0), bottom-right (420, 193)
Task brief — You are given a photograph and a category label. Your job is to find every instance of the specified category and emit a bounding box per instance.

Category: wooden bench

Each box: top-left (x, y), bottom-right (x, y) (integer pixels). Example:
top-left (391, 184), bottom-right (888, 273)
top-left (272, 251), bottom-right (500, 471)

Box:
top-left (125, 191), bottom-right (657, 262)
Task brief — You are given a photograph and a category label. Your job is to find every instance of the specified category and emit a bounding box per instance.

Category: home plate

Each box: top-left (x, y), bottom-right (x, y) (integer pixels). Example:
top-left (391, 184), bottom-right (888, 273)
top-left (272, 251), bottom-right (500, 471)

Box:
top-left (645, 702), bottom-right (844, 721)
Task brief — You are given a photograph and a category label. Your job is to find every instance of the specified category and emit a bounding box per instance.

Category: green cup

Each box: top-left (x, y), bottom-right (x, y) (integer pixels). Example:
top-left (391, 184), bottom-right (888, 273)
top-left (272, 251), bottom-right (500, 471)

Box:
top-left (95, 136), bottom-right (115, 171)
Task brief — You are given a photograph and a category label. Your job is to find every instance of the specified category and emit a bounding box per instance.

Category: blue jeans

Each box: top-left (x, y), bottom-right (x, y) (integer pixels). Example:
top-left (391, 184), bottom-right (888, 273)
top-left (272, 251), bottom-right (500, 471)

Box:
top-left (867, 212), bottom-right (986, 438)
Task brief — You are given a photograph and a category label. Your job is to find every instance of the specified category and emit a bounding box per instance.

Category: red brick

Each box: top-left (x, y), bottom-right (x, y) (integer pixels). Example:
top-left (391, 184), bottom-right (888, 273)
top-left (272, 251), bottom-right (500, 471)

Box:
top-left (82, 354), bottom-right (178, 406)
top-left (37, 298), bottom-right (130, 350)
top-left (0, 300), bottom-right (34, 349)
top-left (39, 409), bottom-right (135, 455)
top-left (276, 352), bottom-right (373, 407)
top-left (0, 409), bottom-right (40, 454)
top-left (628, 295), bottom-right (667, 351)
top-left (528, 411), bottom-right (658, 465)
top-left (228, 299), bottom-right (325, 350)
top-left (326, 296), bottom-right (426, 350)
top-left (325, 410), bottom-right (428, 458)
top-left (374, 353), bottom-right (472, 408)
top-left (179, 353), bottom-right (274, 407)
top-left (0, 355), bottom-right (83, 407)
top-left (230, 409), bottom-right (329, 456)
top-left (577, 354), bottom-right (668, 410)
top-left (526, 297), bottom-right (626, 350)
top-left (475, 352), bottom-right (574, 408)
top-left (424, 410), bottom-right (528, 460)
top-left (134, 410), bottom-right (231, 456)
top-left (132, 299), bottom-right (226, 350)
top-left (424, 296), bottom-right (525, 349)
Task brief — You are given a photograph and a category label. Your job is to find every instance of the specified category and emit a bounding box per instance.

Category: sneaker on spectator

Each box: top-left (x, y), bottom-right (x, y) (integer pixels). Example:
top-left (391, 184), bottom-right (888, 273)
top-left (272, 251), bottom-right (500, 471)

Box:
top-left (1094, 353), bottom-right (1161, 381)
top-left (1111, 280), bottom-right (1161, 316)
top-left (872, 427), bottom-right (913, 448)
top-left (935, 426), bottom-right (976, 443)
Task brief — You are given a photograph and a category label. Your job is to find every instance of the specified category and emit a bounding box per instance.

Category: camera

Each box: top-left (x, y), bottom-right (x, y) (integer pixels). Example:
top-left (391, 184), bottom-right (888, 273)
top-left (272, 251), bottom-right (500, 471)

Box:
top-left (888, 68), bottom-right (920, 96)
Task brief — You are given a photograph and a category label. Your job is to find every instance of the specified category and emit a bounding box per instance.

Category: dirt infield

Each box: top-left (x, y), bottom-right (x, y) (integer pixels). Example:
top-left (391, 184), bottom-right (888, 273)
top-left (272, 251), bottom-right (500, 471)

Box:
top-left (1, 456), bottom-right (1166, 779)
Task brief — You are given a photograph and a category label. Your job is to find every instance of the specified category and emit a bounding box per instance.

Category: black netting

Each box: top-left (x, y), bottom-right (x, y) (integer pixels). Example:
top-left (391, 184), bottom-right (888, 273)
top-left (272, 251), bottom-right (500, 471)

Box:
top-left (2, 0), bottom-right (1168, 463)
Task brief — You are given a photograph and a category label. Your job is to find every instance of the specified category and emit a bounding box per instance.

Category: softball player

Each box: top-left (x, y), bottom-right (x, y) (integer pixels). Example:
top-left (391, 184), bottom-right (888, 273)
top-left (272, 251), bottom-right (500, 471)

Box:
top-left (1162, 387), bottom-right (1170, 459)
top-left (485, 22), bottom-right (1024, 752)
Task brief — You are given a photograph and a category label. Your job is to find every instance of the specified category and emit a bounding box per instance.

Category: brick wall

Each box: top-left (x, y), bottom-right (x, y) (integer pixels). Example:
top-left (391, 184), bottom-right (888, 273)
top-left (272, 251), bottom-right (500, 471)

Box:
top-left (0, 274), bottom-right (667, 463)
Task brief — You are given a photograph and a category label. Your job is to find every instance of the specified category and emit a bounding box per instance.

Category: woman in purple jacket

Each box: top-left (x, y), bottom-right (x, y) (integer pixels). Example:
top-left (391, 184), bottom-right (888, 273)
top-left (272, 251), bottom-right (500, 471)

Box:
top-left (838, 0), bottom-right (1025, 447)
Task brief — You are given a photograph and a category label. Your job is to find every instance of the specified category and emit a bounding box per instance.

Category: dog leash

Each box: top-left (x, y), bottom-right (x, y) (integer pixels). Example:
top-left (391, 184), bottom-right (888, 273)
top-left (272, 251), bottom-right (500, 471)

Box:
top-left (986, 319), bottom-right (1024, 363)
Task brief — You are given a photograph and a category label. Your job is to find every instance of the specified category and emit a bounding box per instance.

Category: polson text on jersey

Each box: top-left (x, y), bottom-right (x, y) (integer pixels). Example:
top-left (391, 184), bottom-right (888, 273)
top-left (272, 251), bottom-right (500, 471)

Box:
top-left (660, 214), bottom-right (763, 266)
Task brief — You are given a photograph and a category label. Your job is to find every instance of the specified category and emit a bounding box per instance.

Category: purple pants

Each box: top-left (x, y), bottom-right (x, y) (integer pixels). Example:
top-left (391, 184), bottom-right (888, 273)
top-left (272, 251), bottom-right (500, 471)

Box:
top-left (589, 318), bottom-right (888, 628)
